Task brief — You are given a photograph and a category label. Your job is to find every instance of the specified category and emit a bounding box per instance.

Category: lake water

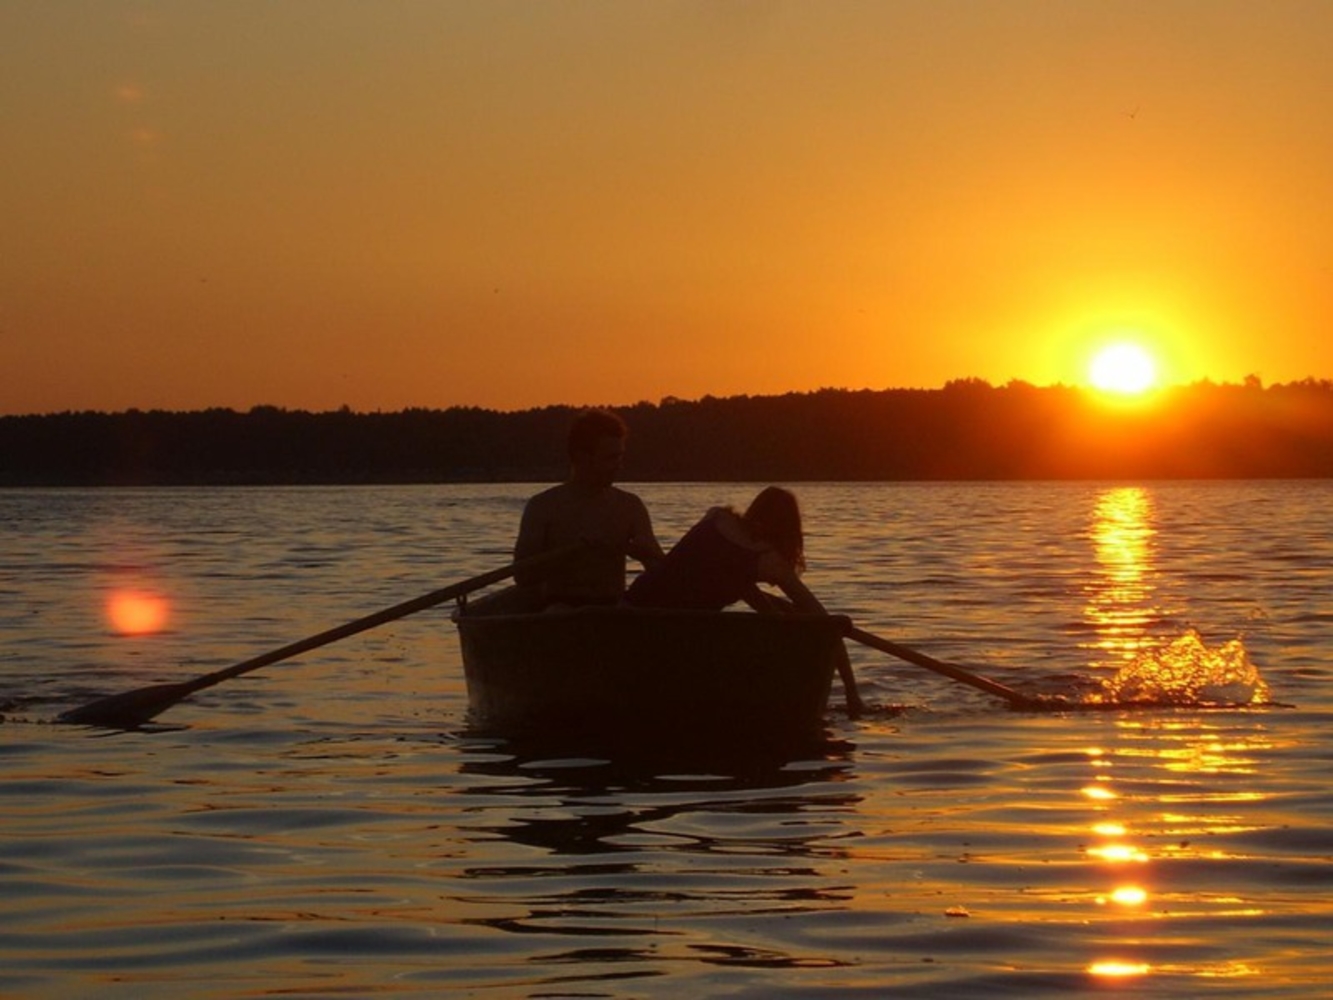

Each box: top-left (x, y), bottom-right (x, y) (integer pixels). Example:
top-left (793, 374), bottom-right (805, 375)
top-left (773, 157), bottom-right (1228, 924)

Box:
top-left (2, 481), bottom-right (1330, 998)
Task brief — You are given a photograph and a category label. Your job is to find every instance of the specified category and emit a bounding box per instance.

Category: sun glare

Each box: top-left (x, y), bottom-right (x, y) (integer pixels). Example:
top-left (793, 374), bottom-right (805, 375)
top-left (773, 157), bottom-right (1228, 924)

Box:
top-left (1089, 343), bottom-right (1158, 395)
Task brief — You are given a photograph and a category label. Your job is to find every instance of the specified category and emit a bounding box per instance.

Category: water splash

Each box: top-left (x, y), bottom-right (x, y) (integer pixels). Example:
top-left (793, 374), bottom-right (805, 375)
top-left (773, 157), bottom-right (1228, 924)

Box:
top-left (1093, 630), bottom-right (1269, 707)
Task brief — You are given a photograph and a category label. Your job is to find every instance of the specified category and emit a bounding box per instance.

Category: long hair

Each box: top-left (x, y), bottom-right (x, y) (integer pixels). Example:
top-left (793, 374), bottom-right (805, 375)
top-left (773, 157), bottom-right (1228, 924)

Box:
top-left (742, 486), bottom-right (806, 573)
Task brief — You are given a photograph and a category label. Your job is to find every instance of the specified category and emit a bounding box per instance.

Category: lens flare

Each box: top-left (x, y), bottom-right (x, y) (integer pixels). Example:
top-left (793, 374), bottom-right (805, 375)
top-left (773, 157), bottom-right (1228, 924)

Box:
top-left (107, 589), bottom-right (170, 635)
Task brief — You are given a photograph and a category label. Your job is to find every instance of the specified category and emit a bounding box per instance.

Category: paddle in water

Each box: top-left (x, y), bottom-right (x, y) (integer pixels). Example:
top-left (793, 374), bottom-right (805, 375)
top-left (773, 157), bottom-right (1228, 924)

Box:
top-left (844, 624), bottom-right (1042, 710)
top-left (844, 624), bottom-right (1280, 712)
top-left (58, 544), bottom-right (582, 729)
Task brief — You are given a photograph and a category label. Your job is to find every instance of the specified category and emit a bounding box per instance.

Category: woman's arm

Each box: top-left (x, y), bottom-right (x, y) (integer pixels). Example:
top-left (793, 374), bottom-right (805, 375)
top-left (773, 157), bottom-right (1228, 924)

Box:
top-left (754, 551), bottom-right (863, 715)
top-left (624, 494), bottom-right (665, 567)
top-left (755, 550), bottom-right (825, 614)
top-left (741, 585), bottom-right (786, 614)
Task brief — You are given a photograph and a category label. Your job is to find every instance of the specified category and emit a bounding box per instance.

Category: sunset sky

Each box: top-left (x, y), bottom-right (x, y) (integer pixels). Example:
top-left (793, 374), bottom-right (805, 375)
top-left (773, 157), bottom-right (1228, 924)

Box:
top-left (4, 0), bottom-right (1332, 416)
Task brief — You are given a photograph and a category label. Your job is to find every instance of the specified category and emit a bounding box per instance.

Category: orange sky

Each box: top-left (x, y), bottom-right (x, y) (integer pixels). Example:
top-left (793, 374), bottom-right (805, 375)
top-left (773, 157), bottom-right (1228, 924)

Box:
top-left (3, 1), bottom-right (1332, 416)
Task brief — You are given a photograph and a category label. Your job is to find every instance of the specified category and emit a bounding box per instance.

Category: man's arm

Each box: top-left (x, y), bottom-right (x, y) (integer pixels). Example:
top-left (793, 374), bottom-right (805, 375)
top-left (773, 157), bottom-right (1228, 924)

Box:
top-left (512, 495), bottom-right (549, 586)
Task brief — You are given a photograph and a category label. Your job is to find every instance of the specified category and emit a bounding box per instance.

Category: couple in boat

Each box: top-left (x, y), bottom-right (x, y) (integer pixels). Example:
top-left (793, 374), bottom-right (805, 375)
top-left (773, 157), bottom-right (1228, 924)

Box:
top-left (514, 409), bottom-right (865, 716)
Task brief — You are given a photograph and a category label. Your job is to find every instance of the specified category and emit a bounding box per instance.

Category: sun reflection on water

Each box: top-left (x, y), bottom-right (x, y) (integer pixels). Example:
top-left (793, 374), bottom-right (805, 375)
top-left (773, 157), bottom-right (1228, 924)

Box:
top-left (1081, 487), bottom-right (1268, 706)
top-left (1099, 632), bottom-right (1270, 706)
top-left (1078, 743), bottom-right (1155, 977)
top-left (1088, 842), bottom-right (1149, 863)
top-left (1089, 959), bottom-right (1152, 979)
top-left (1105, 885), bottom-right (1148, 906)
top-left (1074, 716), bottom-right (1282, 986)
top-left (1081, 783), bottom-right (1117, 802)
top-left (1083, 486), bottom-right (1161, 666)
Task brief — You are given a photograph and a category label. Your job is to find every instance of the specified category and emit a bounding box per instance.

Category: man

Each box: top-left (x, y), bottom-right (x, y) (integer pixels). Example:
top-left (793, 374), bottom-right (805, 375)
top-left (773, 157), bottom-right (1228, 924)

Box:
top-left (514, 409), bottom-right (664, 607)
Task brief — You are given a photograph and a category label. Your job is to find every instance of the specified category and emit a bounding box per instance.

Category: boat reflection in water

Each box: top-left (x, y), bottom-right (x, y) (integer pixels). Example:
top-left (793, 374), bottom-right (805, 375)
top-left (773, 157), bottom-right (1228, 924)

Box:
top-left (448, 732), bottom-right (863, 962)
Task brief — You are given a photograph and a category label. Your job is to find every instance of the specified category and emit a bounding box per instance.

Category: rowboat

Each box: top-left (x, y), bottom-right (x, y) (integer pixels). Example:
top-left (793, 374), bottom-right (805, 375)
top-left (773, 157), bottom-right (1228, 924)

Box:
top-left (453, 587), bottom-right (850, 745)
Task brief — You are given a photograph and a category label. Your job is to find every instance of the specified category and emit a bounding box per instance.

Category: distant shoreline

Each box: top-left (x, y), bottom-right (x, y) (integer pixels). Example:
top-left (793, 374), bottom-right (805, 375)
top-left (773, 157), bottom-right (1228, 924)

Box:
top-left (4, 382), bottom-right (1332, 486)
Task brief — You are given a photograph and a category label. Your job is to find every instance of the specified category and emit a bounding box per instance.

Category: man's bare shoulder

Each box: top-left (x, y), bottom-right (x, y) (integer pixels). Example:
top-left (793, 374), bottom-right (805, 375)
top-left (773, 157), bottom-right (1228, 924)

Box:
top-left (523, 483), bottom-right (576, 513)
top-left (607, 485), bottom-right (650, 510)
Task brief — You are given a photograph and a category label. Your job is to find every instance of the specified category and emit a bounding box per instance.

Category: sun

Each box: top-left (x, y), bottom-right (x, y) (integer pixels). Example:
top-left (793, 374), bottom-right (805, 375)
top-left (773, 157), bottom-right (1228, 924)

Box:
top-left (1088, 343), bottom-right (1158, 395)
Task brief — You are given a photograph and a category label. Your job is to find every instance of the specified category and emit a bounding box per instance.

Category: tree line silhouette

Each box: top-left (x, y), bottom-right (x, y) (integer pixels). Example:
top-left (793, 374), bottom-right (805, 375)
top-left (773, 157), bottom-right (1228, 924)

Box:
top-left (3, 379), bottom-right (1333, 486)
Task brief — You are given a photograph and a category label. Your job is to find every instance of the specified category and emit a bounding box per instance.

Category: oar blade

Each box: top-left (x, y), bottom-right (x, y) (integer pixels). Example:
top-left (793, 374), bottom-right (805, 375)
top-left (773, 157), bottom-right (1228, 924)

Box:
top-left (56, 681), bottom-right (195, 729)
top-left (54, 544), bottom-right (586, 729)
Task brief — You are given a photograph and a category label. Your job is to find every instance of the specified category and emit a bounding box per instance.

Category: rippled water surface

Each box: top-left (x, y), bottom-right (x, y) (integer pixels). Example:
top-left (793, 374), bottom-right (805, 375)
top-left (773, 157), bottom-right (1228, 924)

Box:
top-left (2, 482), bottom-right (1331, 998)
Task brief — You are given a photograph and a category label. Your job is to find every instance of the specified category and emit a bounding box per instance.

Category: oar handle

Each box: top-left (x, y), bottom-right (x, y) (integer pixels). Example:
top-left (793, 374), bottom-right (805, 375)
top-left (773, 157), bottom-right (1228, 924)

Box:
top-left (844, 624), bottom-right (1038, 709)
top-left (58, 544), bottom-right (588, 727)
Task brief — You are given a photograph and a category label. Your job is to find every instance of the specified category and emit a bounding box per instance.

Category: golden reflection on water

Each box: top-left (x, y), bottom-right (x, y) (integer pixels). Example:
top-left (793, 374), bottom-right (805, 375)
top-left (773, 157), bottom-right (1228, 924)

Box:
top-left (1083, 487), bottom-right (1269, 705)
top-left (1106, 885), bottom-right (1148, 906)
top-left (1083, 486), bottom-right (1160, 668)
top-left (1087, 841), bottom-right (1149, 863)
top-left (1078, 719), bottom-right (1277, 984)
top-left (1090, 959), bottom-right (1152, 979)
top-left (1115, 718), bottom-right (1274, 777)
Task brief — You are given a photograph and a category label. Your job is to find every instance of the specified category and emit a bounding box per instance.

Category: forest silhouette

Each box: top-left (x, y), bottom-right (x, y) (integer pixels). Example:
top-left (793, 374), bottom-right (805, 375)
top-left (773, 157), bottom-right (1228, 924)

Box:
top-left (3, 379), bottom-right (1332, 486)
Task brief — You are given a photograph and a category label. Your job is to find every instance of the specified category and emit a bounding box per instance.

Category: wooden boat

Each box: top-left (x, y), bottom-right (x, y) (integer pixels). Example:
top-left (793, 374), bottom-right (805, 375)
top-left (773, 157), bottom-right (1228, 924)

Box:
top-left (453, 587), bottom-right (850, 744)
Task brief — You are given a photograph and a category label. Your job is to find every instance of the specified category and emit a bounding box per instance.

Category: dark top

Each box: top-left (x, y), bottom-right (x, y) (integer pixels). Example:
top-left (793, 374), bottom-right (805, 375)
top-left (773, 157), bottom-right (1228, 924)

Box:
top-left (624, 511), bottom-right (760, 611)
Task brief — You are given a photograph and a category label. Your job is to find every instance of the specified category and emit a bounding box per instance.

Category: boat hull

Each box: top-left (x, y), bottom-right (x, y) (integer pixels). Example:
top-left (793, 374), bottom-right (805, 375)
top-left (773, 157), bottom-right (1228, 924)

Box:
top-left (454, 589), bottom-right (847, 743)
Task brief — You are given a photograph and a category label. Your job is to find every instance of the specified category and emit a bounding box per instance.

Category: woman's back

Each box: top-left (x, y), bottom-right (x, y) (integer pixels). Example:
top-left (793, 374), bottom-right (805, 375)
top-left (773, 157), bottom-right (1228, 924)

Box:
top-left (625, 508), bottom-right (761, 611)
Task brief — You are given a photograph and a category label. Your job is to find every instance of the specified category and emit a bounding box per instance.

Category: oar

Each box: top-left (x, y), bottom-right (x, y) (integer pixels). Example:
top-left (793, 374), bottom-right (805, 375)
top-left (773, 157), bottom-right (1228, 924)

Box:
top-left (58, 544), bottom-right (581, 729)
top-left (844, 624), bottom-right (1041, 710)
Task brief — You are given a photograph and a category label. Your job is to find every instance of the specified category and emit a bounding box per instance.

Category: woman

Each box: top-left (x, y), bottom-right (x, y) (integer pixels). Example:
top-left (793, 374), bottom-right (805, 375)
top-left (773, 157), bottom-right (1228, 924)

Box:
top-left (626, 486), bottom-right (864, 716)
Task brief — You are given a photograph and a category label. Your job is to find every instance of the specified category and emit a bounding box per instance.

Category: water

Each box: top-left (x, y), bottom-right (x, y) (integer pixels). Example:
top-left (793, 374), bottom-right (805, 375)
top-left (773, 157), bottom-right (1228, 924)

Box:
top-left (2, 481), bottom-right (1330, 998)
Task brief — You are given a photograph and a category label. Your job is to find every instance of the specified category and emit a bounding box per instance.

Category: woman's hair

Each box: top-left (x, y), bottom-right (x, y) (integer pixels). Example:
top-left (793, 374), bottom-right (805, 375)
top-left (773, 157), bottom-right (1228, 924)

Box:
top-left (742, 486), bottom-right (806, 572)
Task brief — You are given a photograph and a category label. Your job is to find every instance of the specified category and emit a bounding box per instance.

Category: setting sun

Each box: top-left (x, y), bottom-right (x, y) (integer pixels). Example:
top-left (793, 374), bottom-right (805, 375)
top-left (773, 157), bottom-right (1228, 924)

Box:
top-left (1089, 343), bottom-right (1158, 395)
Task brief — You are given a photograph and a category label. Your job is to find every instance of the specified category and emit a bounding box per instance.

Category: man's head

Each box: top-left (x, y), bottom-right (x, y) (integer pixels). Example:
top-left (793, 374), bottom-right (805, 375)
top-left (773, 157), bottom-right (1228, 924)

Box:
top-left (567, 409), bottom-right (628, 488)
